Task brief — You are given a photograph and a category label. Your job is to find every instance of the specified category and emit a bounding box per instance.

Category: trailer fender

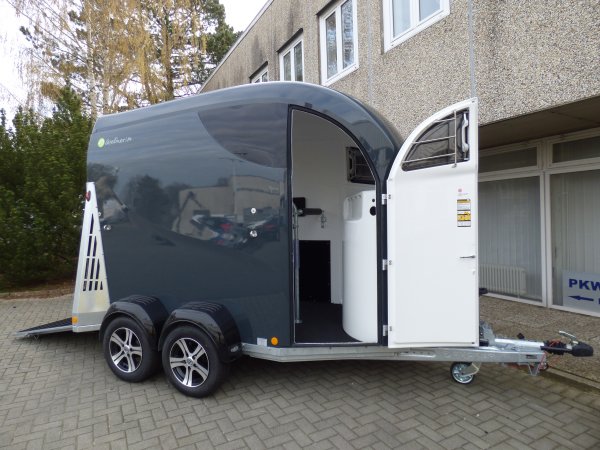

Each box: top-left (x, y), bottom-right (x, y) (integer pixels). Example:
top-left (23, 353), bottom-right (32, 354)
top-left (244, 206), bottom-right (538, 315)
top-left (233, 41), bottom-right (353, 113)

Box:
top-left (99, 295), bottom-right (169, 349)
top-left (158, 302), bottom-right (242, 364)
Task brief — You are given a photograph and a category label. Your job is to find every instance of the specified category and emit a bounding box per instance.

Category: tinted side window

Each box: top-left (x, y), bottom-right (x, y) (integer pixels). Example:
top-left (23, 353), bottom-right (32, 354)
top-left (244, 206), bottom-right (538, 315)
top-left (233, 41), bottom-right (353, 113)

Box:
top-left (402, 110), bottom-right (470, 171)
top-left (198, 103), bottom-right (288, 168)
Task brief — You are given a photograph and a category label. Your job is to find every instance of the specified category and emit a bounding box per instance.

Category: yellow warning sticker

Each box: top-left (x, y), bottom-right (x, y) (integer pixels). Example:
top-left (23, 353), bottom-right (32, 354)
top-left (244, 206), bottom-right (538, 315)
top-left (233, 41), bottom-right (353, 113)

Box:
top-left (457, 199), bottom-right (471, 227)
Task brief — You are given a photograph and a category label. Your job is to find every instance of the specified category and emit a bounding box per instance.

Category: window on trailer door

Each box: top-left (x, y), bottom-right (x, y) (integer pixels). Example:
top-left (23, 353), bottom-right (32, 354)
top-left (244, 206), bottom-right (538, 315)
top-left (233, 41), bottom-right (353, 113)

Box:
top-left (402, 110), bottom-right (469, 171)
top-left (319, 0), bottom-right (358, 85)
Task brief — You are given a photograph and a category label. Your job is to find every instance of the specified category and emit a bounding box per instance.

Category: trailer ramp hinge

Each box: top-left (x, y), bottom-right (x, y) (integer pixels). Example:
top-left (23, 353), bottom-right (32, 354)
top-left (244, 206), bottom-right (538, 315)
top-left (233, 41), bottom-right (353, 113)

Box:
top-left (382, 259), bottom-right (391, 271)
top-left (381, 194), bottom-right (390, 205)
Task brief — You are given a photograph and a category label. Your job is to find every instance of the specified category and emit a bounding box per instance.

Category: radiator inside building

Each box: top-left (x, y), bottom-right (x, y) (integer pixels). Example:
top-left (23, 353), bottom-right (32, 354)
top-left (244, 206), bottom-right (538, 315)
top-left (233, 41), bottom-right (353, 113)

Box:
top-left (479, 264), bottom-right (527, 296)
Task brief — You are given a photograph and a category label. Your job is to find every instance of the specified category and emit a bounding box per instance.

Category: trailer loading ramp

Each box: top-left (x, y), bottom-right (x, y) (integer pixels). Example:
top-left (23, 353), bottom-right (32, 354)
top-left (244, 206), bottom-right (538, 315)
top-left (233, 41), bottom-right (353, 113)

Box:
top-left (15, 318), bottom-right (72, 338)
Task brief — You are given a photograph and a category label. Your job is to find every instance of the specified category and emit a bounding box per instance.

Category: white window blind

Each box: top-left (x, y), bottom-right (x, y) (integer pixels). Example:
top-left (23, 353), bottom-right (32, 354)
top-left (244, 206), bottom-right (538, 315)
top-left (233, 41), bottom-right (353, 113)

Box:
top-left (479, 177), bottom-right (542, 301)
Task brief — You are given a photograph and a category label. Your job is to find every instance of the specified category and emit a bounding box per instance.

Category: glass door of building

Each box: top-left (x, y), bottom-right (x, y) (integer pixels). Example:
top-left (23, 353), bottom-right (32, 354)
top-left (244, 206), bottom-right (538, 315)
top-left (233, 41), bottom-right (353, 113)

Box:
top-left (550, 168), bottom-right (600, 315)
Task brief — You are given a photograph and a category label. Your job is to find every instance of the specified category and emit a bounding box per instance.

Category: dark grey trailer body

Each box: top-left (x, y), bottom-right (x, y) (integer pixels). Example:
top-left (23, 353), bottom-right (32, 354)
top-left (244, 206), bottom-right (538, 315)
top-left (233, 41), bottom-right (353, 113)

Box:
top-left (87, 82), bottom-right (402, 348)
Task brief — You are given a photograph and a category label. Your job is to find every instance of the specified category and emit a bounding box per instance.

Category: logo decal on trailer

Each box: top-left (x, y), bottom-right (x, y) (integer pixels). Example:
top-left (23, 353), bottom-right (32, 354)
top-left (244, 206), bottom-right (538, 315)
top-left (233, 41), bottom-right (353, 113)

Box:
top-left (97, 136), bottom-right (133, 148)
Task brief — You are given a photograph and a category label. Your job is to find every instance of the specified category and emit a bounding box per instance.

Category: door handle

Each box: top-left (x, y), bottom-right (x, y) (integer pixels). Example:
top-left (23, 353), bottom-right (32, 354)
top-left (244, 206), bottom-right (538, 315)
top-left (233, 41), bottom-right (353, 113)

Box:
top-left (460, 255), bottom-right (476, 259)
top-left (460, 113), bottom-right (469, 155)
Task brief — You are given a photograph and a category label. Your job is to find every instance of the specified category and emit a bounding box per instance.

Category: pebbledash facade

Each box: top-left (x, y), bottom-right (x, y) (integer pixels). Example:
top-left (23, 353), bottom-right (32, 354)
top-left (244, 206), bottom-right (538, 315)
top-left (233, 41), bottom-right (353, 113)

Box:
top-left (201, 0), bottom-right (600, 317)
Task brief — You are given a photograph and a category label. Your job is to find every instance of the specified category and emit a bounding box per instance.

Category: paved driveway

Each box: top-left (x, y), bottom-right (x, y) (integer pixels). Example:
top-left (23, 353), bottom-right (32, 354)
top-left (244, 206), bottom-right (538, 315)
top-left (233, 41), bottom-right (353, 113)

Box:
top-left (1, 296), bottom-right (599, 449)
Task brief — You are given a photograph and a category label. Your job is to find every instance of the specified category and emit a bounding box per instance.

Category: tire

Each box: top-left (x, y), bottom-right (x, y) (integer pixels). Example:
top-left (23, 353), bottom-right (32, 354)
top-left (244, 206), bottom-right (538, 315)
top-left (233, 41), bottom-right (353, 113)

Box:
top-left (450, 362), bottom-right (475, 385)
top-left (161, 325), bottom-right (229, 397)
top-left (102, 316), bottom-right (160, 382)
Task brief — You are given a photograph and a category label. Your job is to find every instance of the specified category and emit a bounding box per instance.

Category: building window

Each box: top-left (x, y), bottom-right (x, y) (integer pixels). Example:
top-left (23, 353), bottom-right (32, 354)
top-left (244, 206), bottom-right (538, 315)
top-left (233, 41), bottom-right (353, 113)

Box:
top-left (479, 177), bottom-right (543, 302)
top-left (478, 128), bottom-right (600, 317)
top-left (480, 147), bottom-right (538, 173)
top-left (552, 135), bottom-right (600, 164)
top-left (279, 36), bottom-right (304, 82)
top-left (251, 67), bottom-right (269, 83)
top-left (383, 0), bottom-right (450, 51)
top-left (319, 0), bottom-right (358, 85)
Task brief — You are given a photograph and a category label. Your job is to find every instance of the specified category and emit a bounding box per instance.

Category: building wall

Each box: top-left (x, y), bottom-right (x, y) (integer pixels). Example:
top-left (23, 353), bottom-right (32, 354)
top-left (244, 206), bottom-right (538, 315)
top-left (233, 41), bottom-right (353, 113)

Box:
top-left (475, 0), bottom-right (600, 125)
top-left (202, 0), bottom-right (600, 139)
top-left (201, 0), bottom-right (600, 317)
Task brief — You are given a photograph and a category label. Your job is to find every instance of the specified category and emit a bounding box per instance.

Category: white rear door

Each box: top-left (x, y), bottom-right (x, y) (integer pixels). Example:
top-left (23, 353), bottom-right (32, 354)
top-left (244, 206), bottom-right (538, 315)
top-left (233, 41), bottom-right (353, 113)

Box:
top-left (387, 99), bottom-right (479, 348)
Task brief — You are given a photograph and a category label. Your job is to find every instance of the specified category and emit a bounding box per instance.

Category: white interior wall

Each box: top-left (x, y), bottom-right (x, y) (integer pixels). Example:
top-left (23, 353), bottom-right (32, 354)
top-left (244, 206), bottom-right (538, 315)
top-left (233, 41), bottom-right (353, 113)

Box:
top-left (291, 110), bottom-right (373, 304)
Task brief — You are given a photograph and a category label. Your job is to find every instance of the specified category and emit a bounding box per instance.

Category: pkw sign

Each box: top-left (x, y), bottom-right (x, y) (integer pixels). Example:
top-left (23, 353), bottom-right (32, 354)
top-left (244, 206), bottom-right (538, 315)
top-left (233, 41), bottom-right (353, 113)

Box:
top-left (563, 271), bottom-right (600, 314)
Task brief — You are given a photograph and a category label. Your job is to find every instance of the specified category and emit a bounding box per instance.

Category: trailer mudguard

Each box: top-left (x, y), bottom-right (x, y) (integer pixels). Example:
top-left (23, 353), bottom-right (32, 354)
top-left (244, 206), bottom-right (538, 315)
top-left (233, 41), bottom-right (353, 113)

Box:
top-left (99, 295), bottom-right (169, 348)
top-left (158, 302), bottom-right (242, 364)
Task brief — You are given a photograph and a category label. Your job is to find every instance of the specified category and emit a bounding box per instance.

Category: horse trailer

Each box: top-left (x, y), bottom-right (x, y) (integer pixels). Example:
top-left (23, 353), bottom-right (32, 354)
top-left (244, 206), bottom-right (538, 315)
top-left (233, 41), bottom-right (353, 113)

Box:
top-left (18, 83), bottom-right (592, 397)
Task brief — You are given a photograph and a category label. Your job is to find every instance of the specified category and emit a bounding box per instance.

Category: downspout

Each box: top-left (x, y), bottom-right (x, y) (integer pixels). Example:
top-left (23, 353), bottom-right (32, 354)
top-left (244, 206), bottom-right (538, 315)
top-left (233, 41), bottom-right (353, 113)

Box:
top-left (467, 0), bottom-right (477, 99)
top-left (367, 0), bottom-right (374, 104)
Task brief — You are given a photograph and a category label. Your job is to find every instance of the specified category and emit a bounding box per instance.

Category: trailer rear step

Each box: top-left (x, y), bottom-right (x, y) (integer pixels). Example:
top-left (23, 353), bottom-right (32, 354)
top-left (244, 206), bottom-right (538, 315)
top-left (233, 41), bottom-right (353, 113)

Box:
top-left (15, 318), bottom-right (72, 338)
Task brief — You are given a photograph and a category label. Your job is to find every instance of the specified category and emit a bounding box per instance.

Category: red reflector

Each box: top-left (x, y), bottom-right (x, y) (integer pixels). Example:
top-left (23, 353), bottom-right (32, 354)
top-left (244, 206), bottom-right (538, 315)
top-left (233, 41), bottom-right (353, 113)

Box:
top-left (85, 191), bottom-right (91, 201)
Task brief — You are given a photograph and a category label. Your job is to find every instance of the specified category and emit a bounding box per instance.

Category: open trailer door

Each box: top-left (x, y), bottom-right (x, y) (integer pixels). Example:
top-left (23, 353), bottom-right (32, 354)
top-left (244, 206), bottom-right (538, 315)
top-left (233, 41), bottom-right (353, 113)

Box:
top-left (387, 99), bottom-right (479, 348)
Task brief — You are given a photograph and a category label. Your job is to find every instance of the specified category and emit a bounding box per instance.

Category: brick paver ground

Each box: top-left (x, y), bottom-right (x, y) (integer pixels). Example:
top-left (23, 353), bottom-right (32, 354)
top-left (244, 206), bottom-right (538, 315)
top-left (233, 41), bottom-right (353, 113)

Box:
top-left (1, 295), bottom-right (599, 449)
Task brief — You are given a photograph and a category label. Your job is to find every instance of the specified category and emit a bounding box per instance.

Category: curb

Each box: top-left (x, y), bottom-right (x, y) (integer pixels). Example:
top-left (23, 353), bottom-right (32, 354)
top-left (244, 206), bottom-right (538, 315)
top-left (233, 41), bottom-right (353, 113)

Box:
top-left (0, 287), bottom-right (74, 300)
top-left (546, 367), bottom-right (600, 393)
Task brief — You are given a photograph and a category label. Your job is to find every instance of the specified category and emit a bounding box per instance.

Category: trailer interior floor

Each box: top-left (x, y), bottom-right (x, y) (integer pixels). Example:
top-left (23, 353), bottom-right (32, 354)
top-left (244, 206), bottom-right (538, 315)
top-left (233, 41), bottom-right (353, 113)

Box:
top-left (294, 302), bottom-right (358, 344)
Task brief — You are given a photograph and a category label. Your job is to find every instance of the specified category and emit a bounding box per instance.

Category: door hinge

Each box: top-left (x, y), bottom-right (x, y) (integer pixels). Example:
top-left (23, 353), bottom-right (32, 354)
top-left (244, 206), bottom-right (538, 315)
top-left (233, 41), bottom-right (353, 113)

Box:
top-left (382, 259), bottom-right (391, 271)
top-left (383, 325), bottom-right (392, 336)
top-left (381, 193), bottom-right (390, 205)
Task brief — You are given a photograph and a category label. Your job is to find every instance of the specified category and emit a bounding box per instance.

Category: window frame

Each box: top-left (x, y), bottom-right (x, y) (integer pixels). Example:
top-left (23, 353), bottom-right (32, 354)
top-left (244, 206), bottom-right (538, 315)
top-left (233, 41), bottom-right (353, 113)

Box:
top-left (318, 0), bottom-right (359, 86)
top-left (478, 143), bottom-right (546, 309)
top-left (279, 35), bottom-right (304, 82)
top-left (479, 143), bottom-right (541, 176)
top-left (251, 66), bottom-right (269, 83)
top-left (382, 0), bottom-right (450, 52)
top-left (546, 130), bottom-right (600, 170)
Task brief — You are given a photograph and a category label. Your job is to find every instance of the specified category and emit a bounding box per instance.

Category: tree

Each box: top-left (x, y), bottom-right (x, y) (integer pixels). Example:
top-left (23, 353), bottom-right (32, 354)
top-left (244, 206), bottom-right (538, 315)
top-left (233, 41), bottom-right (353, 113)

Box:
top-left (10, 0), bottom-right (239, 116)
top-left (0, 87), bottom-right (91, 286)
top-left (206, 21), bottom-right (242, 72)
